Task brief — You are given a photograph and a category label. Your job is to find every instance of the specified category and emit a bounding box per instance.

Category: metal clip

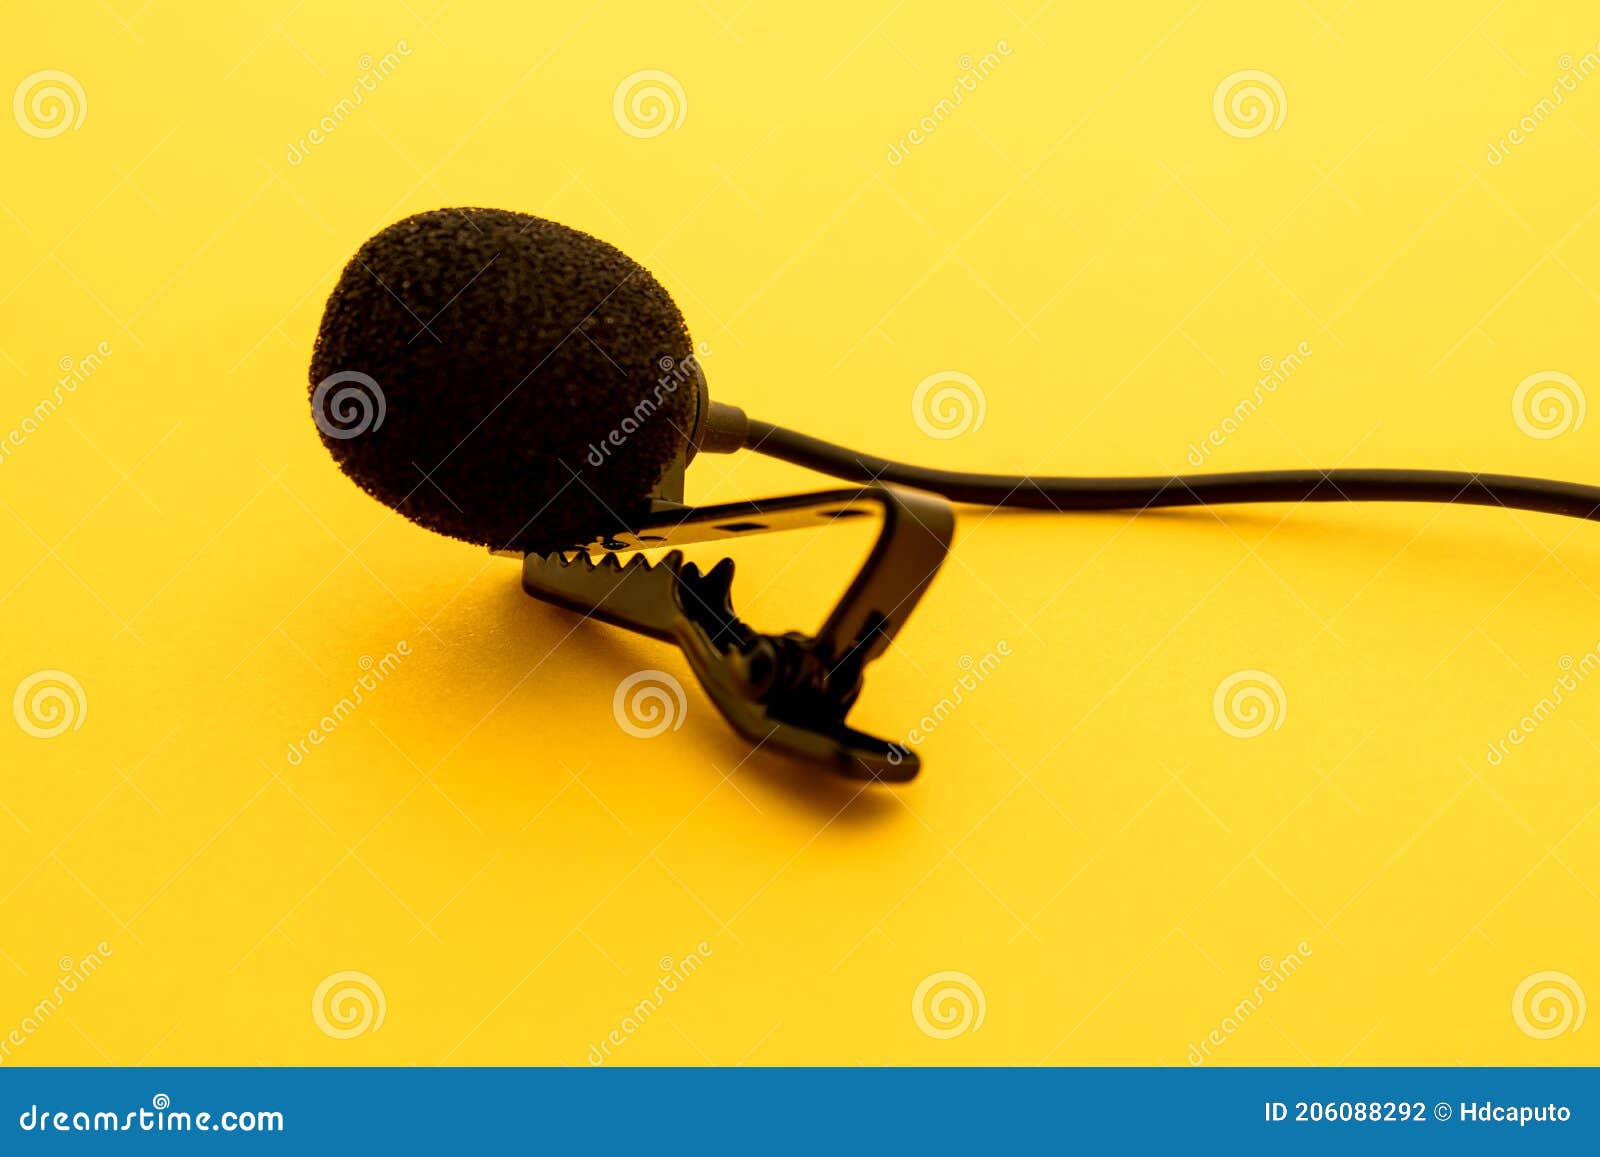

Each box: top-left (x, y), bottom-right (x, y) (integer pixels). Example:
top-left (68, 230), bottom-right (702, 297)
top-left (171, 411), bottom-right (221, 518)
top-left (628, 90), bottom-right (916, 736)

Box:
top-left (521, 485), bottom-right (954, 780)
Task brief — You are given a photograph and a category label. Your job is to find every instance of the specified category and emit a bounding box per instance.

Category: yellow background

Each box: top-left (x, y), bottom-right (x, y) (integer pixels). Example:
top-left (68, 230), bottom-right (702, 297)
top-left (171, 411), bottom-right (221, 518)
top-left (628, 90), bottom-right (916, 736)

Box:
top-left (3, 0), bottom-right (1598, 1065)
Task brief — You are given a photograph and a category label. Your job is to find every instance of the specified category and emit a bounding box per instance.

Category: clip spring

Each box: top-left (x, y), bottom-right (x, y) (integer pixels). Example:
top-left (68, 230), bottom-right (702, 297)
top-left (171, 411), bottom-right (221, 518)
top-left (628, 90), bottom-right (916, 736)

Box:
top-left (520, 485), bottom-right (954, 780)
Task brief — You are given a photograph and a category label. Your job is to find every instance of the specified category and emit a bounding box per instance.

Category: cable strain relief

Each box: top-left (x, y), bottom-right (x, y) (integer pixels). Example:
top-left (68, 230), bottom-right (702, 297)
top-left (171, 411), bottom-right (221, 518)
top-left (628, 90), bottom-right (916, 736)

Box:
top-left (695, 401), bottom-right (749, 456)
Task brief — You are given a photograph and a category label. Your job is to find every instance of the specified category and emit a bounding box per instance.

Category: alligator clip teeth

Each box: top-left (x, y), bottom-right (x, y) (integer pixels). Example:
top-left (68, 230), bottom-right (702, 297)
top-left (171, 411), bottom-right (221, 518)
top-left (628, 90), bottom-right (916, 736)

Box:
top-left (520, 485), bottom-right (954, 781)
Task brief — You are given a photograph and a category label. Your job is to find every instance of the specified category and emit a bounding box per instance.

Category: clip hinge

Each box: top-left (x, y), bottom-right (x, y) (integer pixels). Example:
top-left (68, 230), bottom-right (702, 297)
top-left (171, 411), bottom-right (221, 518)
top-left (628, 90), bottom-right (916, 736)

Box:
top-left (521, 485), bottom-right (953, 780)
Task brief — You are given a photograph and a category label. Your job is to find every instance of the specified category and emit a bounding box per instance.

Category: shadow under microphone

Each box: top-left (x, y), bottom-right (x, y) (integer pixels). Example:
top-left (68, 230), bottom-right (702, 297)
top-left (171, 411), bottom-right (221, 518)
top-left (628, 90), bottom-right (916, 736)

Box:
top-left (309, 206), bottom-right (1600, 782)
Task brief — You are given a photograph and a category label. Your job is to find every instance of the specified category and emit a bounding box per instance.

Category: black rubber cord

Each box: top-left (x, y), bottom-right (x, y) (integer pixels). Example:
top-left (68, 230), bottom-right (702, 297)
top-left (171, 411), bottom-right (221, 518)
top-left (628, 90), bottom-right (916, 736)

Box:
top-left (744, 418), bottom-right (1600, 523)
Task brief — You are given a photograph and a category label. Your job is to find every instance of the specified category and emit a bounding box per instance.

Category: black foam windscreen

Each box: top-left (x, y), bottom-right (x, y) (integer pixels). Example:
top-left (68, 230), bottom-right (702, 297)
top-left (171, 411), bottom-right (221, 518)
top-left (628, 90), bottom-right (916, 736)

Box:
top-left (309, 207), bottom-right (698, 550)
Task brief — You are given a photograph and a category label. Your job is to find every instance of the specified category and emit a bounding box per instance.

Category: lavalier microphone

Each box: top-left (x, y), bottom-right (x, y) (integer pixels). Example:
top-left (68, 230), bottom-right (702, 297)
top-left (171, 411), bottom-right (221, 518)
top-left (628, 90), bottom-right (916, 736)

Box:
top-left (310, 207), bottom-right (1600, 780)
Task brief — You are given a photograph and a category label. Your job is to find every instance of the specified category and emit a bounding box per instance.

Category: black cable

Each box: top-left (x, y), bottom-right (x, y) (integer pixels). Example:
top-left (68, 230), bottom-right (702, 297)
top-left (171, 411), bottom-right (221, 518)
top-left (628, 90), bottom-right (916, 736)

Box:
top-left (744, 418), bottom-right (1600, 523)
